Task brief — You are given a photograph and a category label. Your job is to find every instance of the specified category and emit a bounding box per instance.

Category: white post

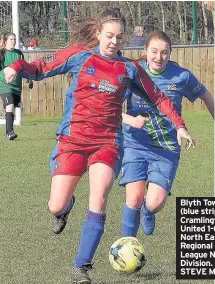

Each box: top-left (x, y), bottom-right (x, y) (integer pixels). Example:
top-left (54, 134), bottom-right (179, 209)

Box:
top-left (12, 1), bottom-right (22, 126)
top-left (12, 1), bottom-right (20, 49)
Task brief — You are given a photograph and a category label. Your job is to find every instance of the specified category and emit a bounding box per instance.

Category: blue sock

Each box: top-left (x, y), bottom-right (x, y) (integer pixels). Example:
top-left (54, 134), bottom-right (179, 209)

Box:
top-left (122, 204), bottom-right (140, 237)
top-left (74, 210), bottom-right (106, 268)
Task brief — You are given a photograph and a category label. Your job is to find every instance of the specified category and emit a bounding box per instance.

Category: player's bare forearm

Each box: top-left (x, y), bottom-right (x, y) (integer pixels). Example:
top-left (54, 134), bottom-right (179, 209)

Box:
top-left (201, 90), bottom-right (214, 119)
top-left (122, 113), bottom-right (134, 126)
top-left (122, 113), bottom-right (149, 128)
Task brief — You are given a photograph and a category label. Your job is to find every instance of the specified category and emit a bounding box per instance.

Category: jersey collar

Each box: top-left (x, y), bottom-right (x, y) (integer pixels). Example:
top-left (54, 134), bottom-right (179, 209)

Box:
top-left (146, 61), bottom-right (167, 76)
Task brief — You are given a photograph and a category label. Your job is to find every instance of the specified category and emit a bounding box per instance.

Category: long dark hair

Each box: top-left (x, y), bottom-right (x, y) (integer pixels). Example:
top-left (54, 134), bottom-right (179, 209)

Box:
top-left (67, 8), bottom-right (126, 49)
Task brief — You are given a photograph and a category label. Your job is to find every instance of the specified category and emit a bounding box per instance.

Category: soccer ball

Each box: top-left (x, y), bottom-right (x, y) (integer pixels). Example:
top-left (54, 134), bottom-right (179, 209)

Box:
top-left (109, 237), bottom-right (146, 273)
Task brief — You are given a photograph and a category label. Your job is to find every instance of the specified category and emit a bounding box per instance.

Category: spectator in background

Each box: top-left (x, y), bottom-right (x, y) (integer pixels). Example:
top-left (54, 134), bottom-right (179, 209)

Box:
top-left (20, 40), bottom-right (27, 51)
top-left (28, 39), bottom-right (39, 50)
top-left (0, 32), bottom-right (24, 140)
top-left (130, 26), bottom-right (146, 47)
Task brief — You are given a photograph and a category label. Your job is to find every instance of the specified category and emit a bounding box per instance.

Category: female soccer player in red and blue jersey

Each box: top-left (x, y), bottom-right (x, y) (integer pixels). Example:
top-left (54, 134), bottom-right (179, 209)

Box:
top-left (4, 13), bottom-right (194, 283)
top-left (121, 31), bottom-right (214, 239)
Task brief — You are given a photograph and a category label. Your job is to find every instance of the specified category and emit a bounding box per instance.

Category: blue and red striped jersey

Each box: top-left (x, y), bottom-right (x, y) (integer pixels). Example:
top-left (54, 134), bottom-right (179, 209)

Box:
top-left (10, 45), bottom-right (185, 148)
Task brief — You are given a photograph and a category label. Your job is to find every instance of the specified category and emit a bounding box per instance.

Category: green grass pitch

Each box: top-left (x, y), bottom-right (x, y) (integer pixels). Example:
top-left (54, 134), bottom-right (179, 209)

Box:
top-left (0, 110), bottom-right (213, 284)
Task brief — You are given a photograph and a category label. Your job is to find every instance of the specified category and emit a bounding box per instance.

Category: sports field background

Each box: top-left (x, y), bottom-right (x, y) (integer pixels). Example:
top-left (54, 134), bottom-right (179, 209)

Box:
top-left (0, 110), bottom-right (214, 284)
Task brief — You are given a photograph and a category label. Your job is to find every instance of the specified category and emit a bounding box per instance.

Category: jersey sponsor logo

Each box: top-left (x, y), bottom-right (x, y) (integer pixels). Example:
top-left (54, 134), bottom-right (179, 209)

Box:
top-left (98, 79), bottom-right (118, 94)
top-left (43, 54), bottom-right (56, 63)
top-left (168, 83), bottom-right (177, 91)
top-left (133, 94), bottom-right (151, 109)
top-left (118, 75), bottom-right (129, 85)
top-left (85, 66), bottom-right (96, 75)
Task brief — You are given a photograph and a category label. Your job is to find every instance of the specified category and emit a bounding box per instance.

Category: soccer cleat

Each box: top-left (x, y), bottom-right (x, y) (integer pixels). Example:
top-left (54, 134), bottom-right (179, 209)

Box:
top-left (142, 202), bottom-right (155, 235)
top-left (72, 264), bottom-right (92, 284)
top-left (52, 196), bottom-right (75, 234)
top-left (5, 131), bottom-right (17, 141)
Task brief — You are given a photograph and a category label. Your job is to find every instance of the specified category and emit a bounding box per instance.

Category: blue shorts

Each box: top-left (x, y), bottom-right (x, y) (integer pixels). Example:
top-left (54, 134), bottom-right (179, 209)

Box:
top-left (119, 147), bottom-right (179, 193)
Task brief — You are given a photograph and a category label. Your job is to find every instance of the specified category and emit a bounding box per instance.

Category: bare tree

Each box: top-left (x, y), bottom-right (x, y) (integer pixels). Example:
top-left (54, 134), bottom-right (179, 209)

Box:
top-left (201, 1), bottom-right (209, 42)
top-left (176, 1), bottom-right (186, 44)
top-left (3, 1), bottom-right (211, 47)
top-left (155, 2), bottom-right (166, 32)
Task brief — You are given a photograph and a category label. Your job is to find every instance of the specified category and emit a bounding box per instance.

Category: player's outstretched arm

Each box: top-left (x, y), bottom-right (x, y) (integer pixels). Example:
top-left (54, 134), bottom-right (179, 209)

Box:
top-left (4, 46), bottom-right (87, 82)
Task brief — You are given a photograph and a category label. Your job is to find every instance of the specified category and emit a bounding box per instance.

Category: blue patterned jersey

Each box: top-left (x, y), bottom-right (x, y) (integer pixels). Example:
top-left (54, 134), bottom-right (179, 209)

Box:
top-left (124, 60), bottom-right (206, 159)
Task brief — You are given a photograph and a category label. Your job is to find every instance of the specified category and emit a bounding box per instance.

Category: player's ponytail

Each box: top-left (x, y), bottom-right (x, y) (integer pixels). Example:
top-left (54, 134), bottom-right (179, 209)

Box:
top-left (67, 18), bottom-right (99, 49)
top-left (66, 8), bottom-right (126, 50)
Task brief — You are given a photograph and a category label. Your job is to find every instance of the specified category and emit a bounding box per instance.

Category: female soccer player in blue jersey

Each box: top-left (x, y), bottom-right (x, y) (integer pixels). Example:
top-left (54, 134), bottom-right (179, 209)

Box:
top-left (4, 17), bottom-right (194, 283)
top-left (121, 31), bottom-right (214, 238)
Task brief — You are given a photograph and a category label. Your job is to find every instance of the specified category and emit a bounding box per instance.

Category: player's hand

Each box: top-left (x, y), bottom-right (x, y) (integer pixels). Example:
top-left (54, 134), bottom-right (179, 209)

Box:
top-left (4, 67), bottom-right (17, 83)
top-left (131, 115), bottom-right (150, 128)
top-left (177, 128), bottom-right (196, 150)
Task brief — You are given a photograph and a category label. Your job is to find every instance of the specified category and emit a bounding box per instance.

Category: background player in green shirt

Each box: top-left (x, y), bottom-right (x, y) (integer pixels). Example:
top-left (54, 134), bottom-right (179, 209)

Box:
top-left (0, 32), bottom-right (24, 140)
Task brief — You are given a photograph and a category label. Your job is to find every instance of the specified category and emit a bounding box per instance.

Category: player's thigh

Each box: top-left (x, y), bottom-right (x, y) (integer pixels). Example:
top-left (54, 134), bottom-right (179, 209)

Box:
top-left (146, 183), bottom-right (168, 212)
top-left (89, 163), bottom-right (115, 212)
top-left (49, 175), bottom-right (81, 214)
top-left (120, 148), bottom-right (148, 186)
top-left (126, 180), bottom-right (147, 209)
top-left (147, 155), bottom-right (178, 193)
top-left (49, 141), bottom-right (88, 213)
top-left (146, 156), bottom-right (178, 211)
top-left (88, 147), bottom-right (119, 212)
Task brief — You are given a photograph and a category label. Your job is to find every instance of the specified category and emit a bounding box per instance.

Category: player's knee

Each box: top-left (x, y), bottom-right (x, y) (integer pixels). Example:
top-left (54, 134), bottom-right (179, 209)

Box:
top-left (5, 104), bottom-right (14, 112)
top-left (146, 196), bottom-right (166, 213)
top-left (126, 194), bottom-right (144, 209)
top-left (89, 194), bottom-right (108, 212)
top-left (48, 199), bottom-right (65, 215)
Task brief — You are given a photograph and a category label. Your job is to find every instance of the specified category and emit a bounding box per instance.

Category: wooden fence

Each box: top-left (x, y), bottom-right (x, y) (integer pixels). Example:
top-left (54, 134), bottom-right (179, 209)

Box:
top-left (19, 46), bottom-right (214, 116)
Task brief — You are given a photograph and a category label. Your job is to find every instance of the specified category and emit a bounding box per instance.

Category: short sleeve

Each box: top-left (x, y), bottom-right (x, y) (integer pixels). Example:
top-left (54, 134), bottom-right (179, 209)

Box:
top-left (184, 71), bottom-right (206, 102)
